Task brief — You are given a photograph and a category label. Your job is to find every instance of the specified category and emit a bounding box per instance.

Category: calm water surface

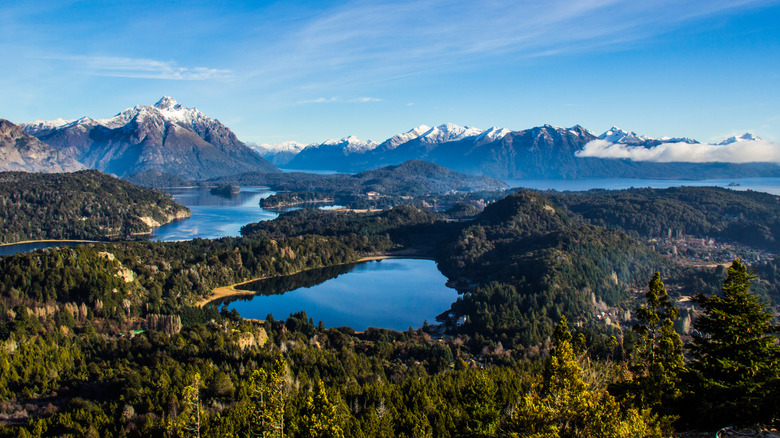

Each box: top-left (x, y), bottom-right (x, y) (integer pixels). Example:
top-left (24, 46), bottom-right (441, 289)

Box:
top-left (220, 258), bottom-right (457, 331)
top-left (151, 187), bottom-right (279, 241)
top-left (503, 177), bottom-right (780, 195)
top-left (0, 241), bottom-right (87, 256)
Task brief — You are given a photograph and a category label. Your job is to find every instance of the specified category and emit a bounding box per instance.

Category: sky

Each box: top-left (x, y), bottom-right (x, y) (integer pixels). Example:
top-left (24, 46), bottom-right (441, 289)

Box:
top-left (2, 0), bottom-right (780, 150)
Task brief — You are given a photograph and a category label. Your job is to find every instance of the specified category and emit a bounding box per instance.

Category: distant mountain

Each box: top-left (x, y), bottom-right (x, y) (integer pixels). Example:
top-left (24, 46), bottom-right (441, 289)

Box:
top-left (716, 133), bottom-right (760, 145)
top-left (284, 135), bottom-right (379, 170)
top-left (22, 97), bottom-right (279, 180)
top-left (599, 126), bottom-right (698, 147)
top-left (250, 141), bottom-right (308, 166)
top-left (0, 119), bottom-right (85, 173)
top-left (210, 159), bottom-right (508, 196)
top-left (280, 123), bottom-right (780, 180)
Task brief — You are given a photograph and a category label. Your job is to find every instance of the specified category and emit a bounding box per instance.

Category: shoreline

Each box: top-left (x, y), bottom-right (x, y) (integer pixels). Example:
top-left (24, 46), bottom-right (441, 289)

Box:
top-left (196, 253), bottom-right (435, 308)
top-left (0, 239), bottom-right (103, 247)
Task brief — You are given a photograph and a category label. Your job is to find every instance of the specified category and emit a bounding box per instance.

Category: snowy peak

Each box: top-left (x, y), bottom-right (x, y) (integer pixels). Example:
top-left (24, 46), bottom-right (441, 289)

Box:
top-left (154, 96), bottom-right (183, 110)
top-left (23, 97), bottom-right (208, 134)
top-left (475, 126), bottom-right (511, 144)
top-left (420, 123), bottom-right (483, 143)
top-left (381, 125), bottom-right (431, 150)
top-left (20, 118), bottom-right (73, 135)
top-left (253, 141), bottom-right (308, 154)
top-left (599, 126), bottom-right (649, 144)
top-left (717, 133), bottom-right (761, 145)
top-left (319, 136), bottom-right (378, 153)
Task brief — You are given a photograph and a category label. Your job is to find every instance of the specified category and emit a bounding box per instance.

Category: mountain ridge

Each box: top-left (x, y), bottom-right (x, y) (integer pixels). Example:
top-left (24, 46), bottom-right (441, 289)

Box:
top-left (0, 119), bottom-right (85, 173)
top-left (21, 97), bottom-right (278, 180)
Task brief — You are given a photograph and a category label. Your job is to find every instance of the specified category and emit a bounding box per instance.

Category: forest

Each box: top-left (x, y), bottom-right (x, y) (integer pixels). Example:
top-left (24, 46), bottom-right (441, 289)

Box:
top-left (0, 171), bottom-right (189, 244)
top-left (0, 180), bottom-right (779, 436)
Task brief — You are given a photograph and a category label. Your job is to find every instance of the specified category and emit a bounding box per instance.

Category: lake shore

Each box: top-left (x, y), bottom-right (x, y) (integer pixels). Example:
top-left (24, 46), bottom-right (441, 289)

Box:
top-left (196, 251), bottom-right (434, 308)
top-left (0, 239), bottom-right (102, 247)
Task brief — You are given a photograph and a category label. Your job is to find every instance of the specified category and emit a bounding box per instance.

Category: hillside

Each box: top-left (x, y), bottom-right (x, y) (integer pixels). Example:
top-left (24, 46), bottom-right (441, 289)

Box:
top-left (22, 97), bottom-right (279, 180)
top-left (547, 186), bottom-right (780, 252)
top-left (283, 124), bottom-right (780, 179)
top-left (0, 119), bottom-right (84, 173)
top-left (0, 170), bottom-right (190, 244)
top-left (212, 160), bottom-right (508, 195)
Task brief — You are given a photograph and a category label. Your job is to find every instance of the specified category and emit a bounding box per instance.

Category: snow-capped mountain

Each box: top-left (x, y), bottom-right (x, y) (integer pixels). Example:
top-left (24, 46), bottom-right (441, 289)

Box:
top-left (252, 141), bottom-right (308, 154)
top-left (0, 119), bottom-right (85, 173)
top-left (22, 97), bottom-right (278, 179)
top-left (319, 136), bottom-right (379, 153)
top-left (379, 125), bottom-right (431, 151)
top-left (475, 127), bottom-right (512, 145)
top-left (598, 126), bottom-right (650, 144)
top-left (717, 133), bottom-right (761, 145)
top-left (418, 123), bottom-right (483, 143)
top-left (250, 141), bottom-right (309, 166)
top-left (280, 123), bottom-right (779, 179)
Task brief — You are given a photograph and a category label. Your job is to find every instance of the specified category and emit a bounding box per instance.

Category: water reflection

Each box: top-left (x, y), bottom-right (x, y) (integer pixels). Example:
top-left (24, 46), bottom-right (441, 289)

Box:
top-left (152, 187), bottom-right (279, 241)
top-left (216, 263), bottom-right (356, 302)
top-left (221, 259), bottom-right (457, 331)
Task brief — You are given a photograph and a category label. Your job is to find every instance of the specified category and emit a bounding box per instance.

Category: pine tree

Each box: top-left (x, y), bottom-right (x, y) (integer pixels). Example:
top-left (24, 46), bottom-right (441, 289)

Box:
top-left (300, 380), bottom-right (345, 438)
top-left (688, 259), bottom-right (780, 427)
top-left (168, 372), bottom-right (202, 438)
top-left (631, 273), bottom-right (685, 413)
top-left (250, 357), bottom-right (287, 438)
top-left (507, 316), bottom-right (662, 438)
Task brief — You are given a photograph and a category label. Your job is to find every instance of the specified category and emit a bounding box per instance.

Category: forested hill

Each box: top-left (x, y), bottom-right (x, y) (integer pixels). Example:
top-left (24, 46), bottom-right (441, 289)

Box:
top-left (210, 160), bottom-right (508, 195)
top-left (438, 190), bottom-right (664, 346)
top-left (0, 170), bottom-right (190, 244)
top-left (547, 186), bottom-right (780, 252)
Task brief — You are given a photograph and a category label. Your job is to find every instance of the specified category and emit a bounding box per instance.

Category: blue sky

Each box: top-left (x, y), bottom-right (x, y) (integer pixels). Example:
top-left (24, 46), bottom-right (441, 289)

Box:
top-left (2, 0), bottom-right (779, 146)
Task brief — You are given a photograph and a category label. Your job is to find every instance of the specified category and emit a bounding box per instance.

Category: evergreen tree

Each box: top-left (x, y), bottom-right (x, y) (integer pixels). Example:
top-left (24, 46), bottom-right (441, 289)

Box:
top-left (300, 380), bottom-right (345, 438)
top-left (251, 357), bottom-right (287, 438)
top-left (507, 316), bottom-right (662, 438)
top-left (169, 372), bottom-right (202, 438)
top-left (631, 273), bottom-right (685, 414)
top-left (688, 259), bottom-right (780, 427)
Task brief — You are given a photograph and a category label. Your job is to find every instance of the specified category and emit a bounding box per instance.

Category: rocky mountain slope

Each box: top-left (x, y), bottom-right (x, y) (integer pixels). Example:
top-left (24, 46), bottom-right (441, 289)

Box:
top-left (0, 119), bottom-right (85, 173)
top-left (22, 97), bottom-right (278, 180)
top-left (275, 124), bottom-right (780, 179)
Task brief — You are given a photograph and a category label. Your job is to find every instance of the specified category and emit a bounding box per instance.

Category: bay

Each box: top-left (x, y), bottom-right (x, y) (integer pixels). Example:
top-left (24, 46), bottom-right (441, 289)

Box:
top-left (219, 258), bottom-right (457, 331)
top-left (502, 177), bottom-right (780, 195)
top-left (151, 186), bottom-right (279, 241)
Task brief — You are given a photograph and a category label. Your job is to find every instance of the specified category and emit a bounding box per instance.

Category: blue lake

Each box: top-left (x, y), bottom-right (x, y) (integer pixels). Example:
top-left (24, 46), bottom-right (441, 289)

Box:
top-left (218, 258), bottom-right (457, 331)
top-left (151, 186), bottom-right (279, 241)
top-left (503, 177), bottom-right (780, 195)
top-left (0, 241), bottom-right (89, 256)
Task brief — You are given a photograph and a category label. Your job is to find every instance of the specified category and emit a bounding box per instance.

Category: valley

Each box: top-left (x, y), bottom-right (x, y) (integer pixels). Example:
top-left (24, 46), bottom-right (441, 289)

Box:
top-left (1, 99), bottom-right (779, 437)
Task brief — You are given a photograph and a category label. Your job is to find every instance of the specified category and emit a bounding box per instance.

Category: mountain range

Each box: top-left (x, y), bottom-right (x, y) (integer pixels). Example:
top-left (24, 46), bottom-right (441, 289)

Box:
top-left (20, 97), bottom-right (277, 180)
top-left (0, 119), bottom-right (85, 173)
top-left (256, 123), bottom-right (779, 179)
top-left (9, 97), bottom-right (779, 182)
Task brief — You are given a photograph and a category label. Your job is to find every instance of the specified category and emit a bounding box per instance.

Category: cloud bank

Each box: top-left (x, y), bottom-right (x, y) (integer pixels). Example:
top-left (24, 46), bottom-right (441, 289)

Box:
top-left (576, 138), bottom-right (780, 163)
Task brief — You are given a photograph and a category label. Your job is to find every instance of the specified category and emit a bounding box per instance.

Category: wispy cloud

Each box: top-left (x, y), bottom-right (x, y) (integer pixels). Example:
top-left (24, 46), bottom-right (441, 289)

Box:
top-left (297, 96), bottom-right (382, 104)
top-left (244, 0), bottom-right (776, 88)
top-left (576, 138), bottom-right (780, 163)
top-left (42, 55), bottom-right (231, 80)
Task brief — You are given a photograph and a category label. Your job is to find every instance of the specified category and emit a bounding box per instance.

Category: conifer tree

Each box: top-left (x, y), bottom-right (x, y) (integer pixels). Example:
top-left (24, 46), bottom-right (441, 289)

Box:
top-left (168, 372), bottom-right (202, 438)
top-left (300, 380), bottom-right (345, 438)
top-left (631, 272), bottom-right (685, 412)
top-left (250, 356), bottom-right (287, 438)
top-left (688, 259), bottom-right (780, 427)
top-left (507, 316), bottom-right (662, 438)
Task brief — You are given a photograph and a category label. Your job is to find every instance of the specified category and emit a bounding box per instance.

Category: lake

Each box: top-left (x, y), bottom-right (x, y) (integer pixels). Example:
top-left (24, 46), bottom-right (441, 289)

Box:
top-left (217, 258), bottom-right (457, 331)
top-left (503, 177), bottom-right (780, 195)
top-left (151, 186), bottom-right (280, 241)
